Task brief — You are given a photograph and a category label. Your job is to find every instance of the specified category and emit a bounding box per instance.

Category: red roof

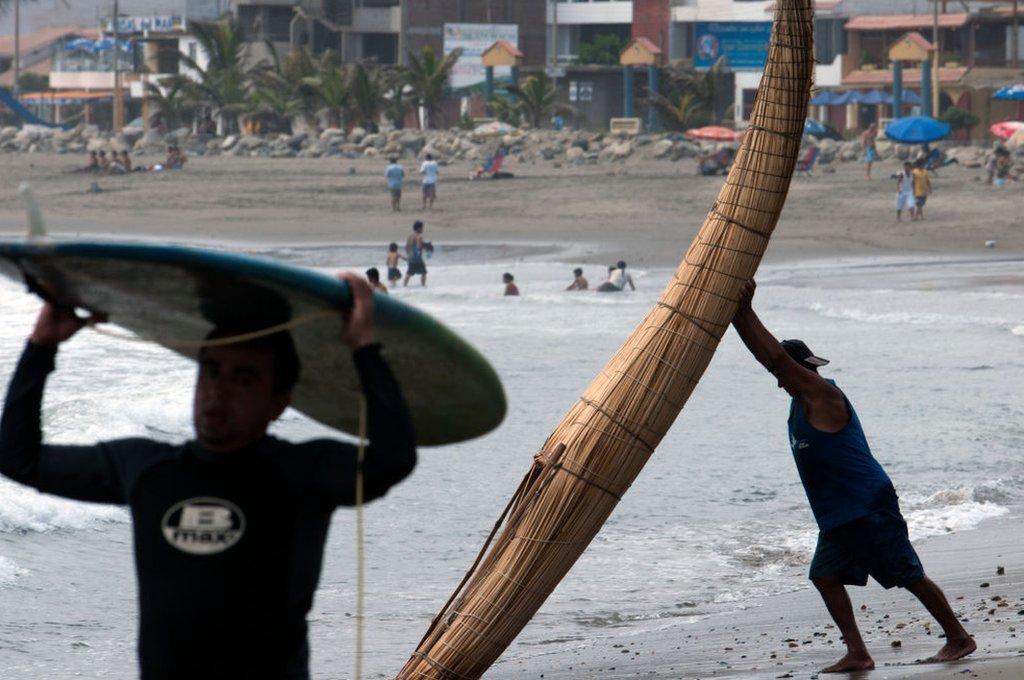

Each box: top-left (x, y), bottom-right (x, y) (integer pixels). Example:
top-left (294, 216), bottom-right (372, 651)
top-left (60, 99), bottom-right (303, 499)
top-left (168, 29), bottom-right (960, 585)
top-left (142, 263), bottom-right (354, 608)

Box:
top-left (487, 39), bottom-right (523, 58)
top-left (899, 31), bottom-right (935, 52)
top-left (842, 66), bottom-right (968, 86)
top-left (630, 37), bottom-right (663, 55)
top-left (845, 14), bottom-right (970, 31)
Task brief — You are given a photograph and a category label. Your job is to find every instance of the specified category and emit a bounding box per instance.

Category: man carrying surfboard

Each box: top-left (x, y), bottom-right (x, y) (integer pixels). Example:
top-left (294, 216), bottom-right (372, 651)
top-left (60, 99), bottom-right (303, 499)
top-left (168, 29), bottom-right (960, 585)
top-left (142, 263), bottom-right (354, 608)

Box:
top-left (730, 279), bottom-right (975, 673)
top-left (0, 273), bottom-right (417, 680)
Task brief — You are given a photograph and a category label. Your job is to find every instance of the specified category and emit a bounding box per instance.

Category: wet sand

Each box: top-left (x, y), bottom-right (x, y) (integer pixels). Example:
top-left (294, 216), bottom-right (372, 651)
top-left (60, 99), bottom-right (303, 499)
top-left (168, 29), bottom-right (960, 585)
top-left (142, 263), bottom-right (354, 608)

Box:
top-left (0, 153), bottom-right (1021, 269)
top-left (498, 515), bottom-right (1024, 679)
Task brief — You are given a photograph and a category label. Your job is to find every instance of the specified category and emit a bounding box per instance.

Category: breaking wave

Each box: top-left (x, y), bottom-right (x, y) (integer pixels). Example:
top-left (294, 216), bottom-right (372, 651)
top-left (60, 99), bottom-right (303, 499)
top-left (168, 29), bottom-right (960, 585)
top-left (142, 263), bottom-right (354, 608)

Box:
top-left (0, 480), bottom-right (126, 534)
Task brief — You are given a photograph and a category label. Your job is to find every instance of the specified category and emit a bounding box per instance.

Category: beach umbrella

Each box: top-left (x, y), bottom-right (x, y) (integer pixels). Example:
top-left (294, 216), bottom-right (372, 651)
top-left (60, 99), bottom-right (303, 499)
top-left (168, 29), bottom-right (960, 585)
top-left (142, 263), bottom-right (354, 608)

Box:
top-left (804, 118), bottom-right (827, 136)
top-left (902, 90), bottom-right (923, 105)
top-left (990, 121), bottom-right (1024, 140)
top-left (395, 1), bottom-right (816, 678)
top-left (993, 84), bottom-right (1024, 101)
top-left (685, 125), bottom-right (743, 142)
top-left (860, 89), bottom-right (890, 105)
top-left (832, 90), bottom-right (863, 105)
top-left (884, 116), bottom-right (950, 143)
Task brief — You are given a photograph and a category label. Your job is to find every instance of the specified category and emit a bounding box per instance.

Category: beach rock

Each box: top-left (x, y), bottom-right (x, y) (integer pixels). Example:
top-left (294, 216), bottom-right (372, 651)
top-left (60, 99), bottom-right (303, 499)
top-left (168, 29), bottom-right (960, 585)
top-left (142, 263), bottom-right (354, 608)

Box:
top-left (363, 146), bottom-right (379, 157)
top-left (108, 135), bottom-right (129, 153)
top-left (565, 146), bottom-right (585, 163)
top-left (348, 126), bottom-right (367, 144)
top-left (817, 138), bottom-right (838, 163)
top-left (945, 145), bottom-right (985, 168)
top-left (671, 140), bottom-right (700, 161)
top-left (838, 140), bottom-right (859, 161)
top-left (319, 127), bottom-right (345, 142)
top-left (85, 137), bottom-right (109, 152)
top-left (220, 134), bottom-right (238, 151)
top-left (285, 132), bottom-right (308, 150)
top-left (1005, 129), bottom-right (1024, 151)
top-left (134, 129), bottom-right (165, 151)
top-left (397, 130), bottom-right (425, 154)
top-left (603, 140), bottom-right (633, 160)
top-left (0, 126), bottom-right (18, 143)
top-left (647, 139), bottom-right (675, 159)
top-left (236, 135), bottom-right (264, 152)
top-left (80, 124), bottom-right (101, 140)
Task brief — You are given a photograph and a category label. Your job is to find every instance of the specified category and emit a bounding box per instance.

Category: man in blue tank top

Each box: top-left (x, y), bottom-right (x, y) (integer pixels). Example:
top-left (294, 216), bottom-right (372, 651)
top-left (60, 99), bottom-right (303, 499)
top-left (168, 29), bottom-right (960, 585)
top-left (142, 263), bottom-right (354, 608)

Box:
top-left (731, 280), bottom-right (975, 673)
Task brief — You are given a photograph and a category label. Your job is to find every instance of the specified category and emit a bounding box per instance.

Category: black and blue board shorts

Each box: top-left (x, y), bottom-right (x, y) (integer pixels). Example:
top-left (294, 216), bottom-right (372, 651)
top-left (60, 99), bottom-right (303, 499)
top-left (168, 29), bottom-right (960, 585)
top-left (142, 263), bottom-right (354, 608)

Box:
top-left (809, 506), bottom-right (924, 589)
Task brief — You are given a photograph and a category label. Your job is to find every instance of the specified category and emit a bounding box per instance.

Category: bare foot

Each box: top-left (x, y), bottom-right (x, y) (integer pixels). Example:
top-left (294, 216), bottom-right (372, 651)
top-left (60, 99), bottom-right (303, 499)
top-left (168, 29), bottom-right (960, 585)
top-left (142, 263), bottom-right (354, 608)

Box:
top-left (923, 636), bottom-right (976, 663)
top-left (822, 651), bottom-right (875, 673)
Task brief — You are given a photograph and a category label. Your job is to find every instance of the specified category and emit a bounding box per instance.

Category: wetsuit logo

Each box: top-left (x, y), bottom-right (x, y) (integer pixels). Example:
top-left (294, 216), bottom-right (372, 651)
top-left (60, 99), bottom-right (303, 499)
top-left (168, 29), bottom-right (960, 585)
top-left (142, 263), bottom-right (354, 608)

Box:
top-left (161, 497), bottom-right (246, 555)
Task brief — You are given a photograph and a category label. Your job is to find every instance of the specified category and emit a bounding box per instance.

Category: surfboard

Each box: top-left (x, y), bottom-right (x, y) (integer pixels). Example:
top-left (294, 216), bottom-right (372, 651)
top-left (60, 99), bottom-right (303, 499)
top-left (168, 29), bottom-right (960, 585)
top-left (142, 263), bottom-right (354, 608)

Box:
top-left (0, 240), bottom-right (506, 446)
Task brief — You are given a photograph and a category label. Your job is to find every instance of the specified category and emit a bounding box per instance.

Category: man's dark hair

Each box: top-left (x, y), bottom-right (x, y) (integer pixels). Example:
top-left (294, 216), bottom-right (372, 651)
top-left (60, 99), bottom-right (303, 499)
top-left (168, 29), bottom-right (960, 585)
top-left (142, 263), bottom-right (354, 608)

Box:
top-left (502, 272), bottom-right (514, 283)
top-left (425, 153), bottom-right (434, 160)
top-left (366, 267), bottom-right (380, 282)
top-left (413, 220), bottom-right (424, 233)
top-left (573, 267), bottom-right (583, 276)
top-left (617, 260), bottom-right (627, 269)
top-left (203, 328), bottom-right (301, 394)
top-left (389, 242), bottom-right (398, 251)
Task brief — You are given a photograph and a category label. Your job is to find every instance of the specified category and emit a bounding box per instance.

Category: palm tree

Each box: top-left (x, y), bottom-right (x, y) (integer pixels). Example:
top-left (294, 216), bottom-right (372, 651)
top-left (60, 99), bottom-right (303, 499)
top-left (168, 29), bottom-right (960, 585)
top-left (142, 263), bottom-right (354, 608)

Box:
top-left (349, 63), bottom-right (385, 130)
top-left (178, 21), bottom-right (252, 135)
top-left (249, 46), bottom-right (321, 132)
top-left (487, 94), bottom-right (520, 126)
top-left (648, 91), bottom-right (707, 131)
top-left (405, 45), bottom-right (462, 129)
top-left (382, 69), bottom-right (411, 129)
top-left (144, 76), bottom-right (194, 130)
top-left (659, 57), bottom-right (728, 126)
top-left (505, 72), bottom-right (570, 129)
top-left (302, 51), bottom-right (350, 129)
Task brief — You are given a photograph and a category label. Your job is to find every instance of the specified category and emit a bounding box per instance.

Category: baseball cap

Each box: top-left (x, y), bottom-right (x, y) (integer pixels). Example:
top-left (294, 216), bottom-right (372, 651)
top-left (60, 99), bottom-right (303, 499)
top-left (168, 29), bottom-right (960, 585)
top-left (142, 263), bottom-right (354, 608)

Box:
top-left (781, 339), bottom-right (829, 370)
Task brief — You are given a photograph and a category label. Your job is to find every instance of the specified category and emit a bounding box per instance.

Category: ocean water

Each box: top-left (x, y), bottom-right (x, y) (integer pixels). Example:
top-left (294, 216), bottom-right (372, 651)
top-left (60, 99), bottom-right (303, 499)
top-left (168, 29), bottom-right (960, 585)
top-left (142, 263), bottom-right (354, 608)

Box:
top-left (0, 247), bottom-right (1021, 679)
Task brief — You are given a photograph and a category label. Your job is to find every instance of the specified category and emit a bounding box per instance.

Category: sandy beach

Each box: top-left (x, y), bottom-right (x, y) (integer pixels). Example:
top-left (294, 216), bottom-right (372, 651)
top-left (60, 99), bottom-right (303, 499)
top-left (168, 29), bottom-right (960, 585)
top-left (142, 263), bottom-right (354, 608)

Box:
top-left (0, 151), bottom-right (1020, 680)
top-left (0, 153), bottom-right (1021, 268)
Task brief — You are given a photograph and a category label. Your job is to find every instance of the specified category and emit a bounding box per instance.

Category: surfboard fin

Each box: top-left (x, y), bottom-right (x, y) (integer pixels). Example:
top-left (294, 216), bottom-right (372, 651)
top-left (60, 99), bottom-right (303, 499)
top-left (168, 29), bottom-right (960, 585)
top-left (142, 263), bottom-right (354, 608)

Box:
top-left (19, 182), bottom-right (48, 242)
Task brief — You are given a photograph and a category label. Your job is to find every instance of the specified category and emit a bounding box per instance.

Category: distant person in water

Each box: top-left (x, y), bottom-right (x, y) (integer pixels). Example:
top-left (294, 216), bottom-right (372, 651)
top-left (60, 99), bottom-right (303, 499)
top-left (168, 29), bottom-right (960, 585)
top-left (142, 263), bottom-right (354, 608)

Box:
top-left (385, 157), bottom-right (405, 212)
top-left (596, 261), bottom-right (636, 293)
top-left (502, 273), bottom-right (519, 296)
top-left (566, 268), bottom-right (588, 291)
top-left (731, 279), bottom-right (975, 674)
top-left (385, 243), bottom-right (405, 286)
top-left (365, 267), bottom-right (388, 294)
top-left (403, 221), bottom-right (428, 287)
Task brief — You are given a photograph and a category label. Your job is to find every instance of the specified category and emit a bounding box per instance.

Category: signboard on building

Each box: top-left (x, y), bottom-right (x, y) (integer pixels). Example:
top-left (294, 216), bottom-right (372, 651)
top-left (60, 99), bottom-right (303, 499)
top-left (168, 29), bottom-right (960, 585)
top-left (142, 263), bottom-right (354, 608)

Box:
top-left (103, 16), bottom-right (182, 33)
top-left (694, 22), bottom-right (772, 71)
top-left (186, 0), bottom-right (224, 22)
top-left (443, 23), bottom-right (519, 92)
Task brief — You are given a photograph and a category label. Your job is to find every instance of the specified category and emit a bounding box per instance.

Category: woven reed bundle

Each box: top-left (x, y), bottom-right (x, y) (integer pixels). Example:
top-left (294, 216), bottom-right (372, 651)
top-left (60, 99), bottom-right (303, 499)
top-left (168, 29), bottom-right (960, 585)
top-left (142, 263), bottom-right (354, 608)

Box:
top-left (396, 3), bottom-right (814, 678)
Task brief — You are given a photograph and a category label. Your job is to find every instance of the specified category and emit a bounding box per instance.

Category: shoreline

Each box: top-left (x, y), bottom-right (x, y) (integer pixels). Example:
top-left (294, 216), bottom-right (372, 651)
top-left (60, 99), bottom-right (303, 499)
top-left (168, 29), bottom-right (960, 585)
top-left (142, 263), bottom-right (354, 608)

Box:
top-left (496, 512), bottom-right (1024, 679)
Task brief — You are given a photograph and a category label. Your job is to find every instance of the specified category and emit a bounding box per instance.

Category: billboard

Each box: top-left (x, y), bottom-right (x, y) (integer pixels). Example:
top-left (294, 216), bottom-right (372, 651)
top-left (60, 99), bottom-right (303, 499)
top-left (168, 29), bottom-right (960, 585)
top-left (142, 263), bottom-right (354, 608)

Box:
top-left (443, 23), bottom-right (519, 92)
top-left (695, 22), bottom-right (772, 71)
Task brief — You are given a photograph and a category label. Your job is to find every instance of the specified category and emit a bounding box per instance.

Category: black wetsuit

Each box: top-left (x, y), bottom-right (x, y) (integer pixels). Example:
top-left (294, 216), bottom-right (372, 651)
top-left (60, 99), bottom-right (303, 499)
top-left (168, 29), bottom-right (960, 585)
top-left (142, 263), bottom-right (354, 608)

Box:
top-left (0, 342), bottom-right (416, 680)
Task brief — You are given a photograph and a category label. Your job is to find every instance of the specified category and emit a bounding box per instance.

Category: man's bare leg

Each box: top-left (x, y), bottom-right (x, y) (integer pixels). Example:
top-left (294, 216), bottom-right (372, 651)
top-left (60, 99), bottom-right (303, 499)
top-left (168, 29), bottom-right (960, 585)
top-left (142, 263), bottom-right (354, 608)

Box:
top-left (812, 576), bottom-right (875, 673)
top-left (905, 577), bottom-right (976, 662)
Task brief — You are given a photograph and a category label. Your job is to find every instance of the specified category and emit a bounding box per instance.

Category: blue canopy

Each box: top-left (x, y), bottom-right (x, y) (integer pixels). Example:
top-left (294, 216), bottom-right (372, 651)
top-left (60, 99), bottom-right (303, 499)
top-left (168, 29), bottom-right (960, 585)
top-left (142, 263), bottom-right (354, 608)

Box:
top-left (63, 37), bottom-right (133, 54)
top-left (860, 89), bottom-right (890, 105)
top-left (810, 90), bottom-right (837, 105)
top-left (993, 84), bottom-right (1024, 101)
top-left (832, 91), bottom-right (863, 105)
top-left (884, 116), bottom-right (951, 143)
top-left (900, 90), bottom-right (923, 105)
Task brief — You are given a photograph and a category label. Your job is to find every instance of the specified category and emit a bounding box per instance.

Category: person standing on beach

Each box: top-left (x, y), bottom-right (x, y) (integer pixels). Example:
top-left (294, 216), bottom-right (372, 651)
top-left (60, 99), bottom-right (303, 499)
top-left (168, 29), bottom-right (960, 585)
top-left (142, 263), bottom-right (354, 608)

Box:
top-left (0, 275), bottom-right (416, 680)
top-left (420, 154), bottom-right (439, 210)
top-left (894, 161), bottom-right (915, 221)
top-left (911, 159), bottom-right (931, 220)
top-left (566, 268), bottom-right (588, 291)
top-left (385, 157), bottom-right (405, 212)
top-left (861, 123), bottom-right (878, 180)
top-left (403, 221), bottom-right (428, 287)
top-left (730, 280), bottom-right (975, 673)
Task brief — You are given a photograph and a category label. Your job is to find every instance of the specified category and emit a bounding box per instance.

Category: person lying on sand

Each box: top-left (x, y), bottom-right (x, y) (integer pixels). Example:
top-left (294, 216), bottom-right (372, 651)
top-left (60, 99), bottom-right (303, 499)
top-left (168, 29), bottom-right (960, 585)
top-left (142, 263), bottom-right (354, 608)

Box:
top-left (730, 279), bottom-right (976, 673)
top-left (82, 150), bottom-right (100, 172)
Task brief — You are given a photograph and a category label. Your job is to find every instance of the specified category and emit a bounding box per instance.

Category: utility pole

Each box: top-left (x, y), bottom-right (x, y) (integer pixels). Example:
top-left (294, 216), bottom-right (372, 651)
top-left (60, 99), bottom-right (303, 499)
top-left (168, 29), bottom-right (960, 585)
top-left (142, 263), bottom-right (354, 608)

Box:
top-left (13, 0), bottom-right (20, 96)
top-left (931, 0), bottom-right (940, 118)
top-left (551, 0), bottom-right (558, 66)
top-left (113, 0), bottom-right (124, 131)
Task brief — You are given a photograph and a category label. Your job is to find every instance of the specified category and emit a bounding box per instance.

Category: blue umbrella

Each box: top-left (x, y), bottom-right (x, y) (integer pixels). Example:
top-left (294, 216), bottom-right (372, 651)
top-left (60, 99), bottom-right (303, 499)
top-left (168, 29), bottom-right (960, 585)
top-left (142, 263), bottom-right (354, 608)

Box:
top-left (994, 84), bottom-right (1024, 101)
top-left (901, 90), bottom-right (922, 105)
top-left (810, 90), bottom-right (837, 105)
top-left (804, 118), bottom-right (828, 136)
top-left (832, 91), bottom-right (863, 105)
top-left (884, 116), bottom-right (951, 143)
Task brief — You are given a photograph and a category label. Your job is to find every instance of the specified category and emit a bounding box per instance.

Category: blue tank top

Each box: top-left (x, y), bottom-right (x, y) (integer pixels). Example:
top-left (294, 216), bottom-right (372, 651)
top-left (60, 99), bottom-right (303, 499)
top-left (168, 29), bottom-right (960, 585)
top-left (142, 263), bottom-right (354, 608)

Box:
top-left (788, 381), bottom-right (895, 532)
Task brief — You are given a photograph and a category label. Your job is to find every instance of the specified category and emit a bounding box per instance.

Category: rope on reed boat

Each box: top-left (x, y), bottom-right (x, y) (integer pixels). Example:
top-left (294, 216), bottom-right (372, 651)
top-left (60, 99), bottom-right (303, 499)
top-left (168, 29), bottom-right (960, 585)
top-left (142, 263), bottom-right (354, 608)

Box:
top-left (396, 2), bottom-right (816, 677)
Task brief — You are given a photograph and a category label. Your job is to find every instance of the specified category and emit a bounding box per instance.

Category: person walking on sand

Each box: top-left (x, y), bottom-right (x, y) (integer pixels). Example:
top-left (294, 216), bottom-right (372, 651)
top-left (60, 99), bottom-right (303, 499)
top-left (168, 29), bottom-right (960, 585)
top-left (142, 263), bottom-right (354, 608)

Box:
top-left (385, 157), bottom-right (405, 212)
top-left (385, 243), bottom-right (405, 286)
top-left (420, 154), bottom-right (439, 210)
top-left (403, 221), bottom-right (428, 287)
top-left (911, 158), bottom-right (931, 220)
top-left (502, 273), bottom-right (519, 296)
top-left (566, 268), bottom-right (588, 291)
top-left (894, 161), bottom-right (915, 221)
top-left (596, 261), bottom-right (636, 293)
top-left (730, 279), bottom-right (976, 674)
top-left (861, 122), bottom-right (878, 180)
